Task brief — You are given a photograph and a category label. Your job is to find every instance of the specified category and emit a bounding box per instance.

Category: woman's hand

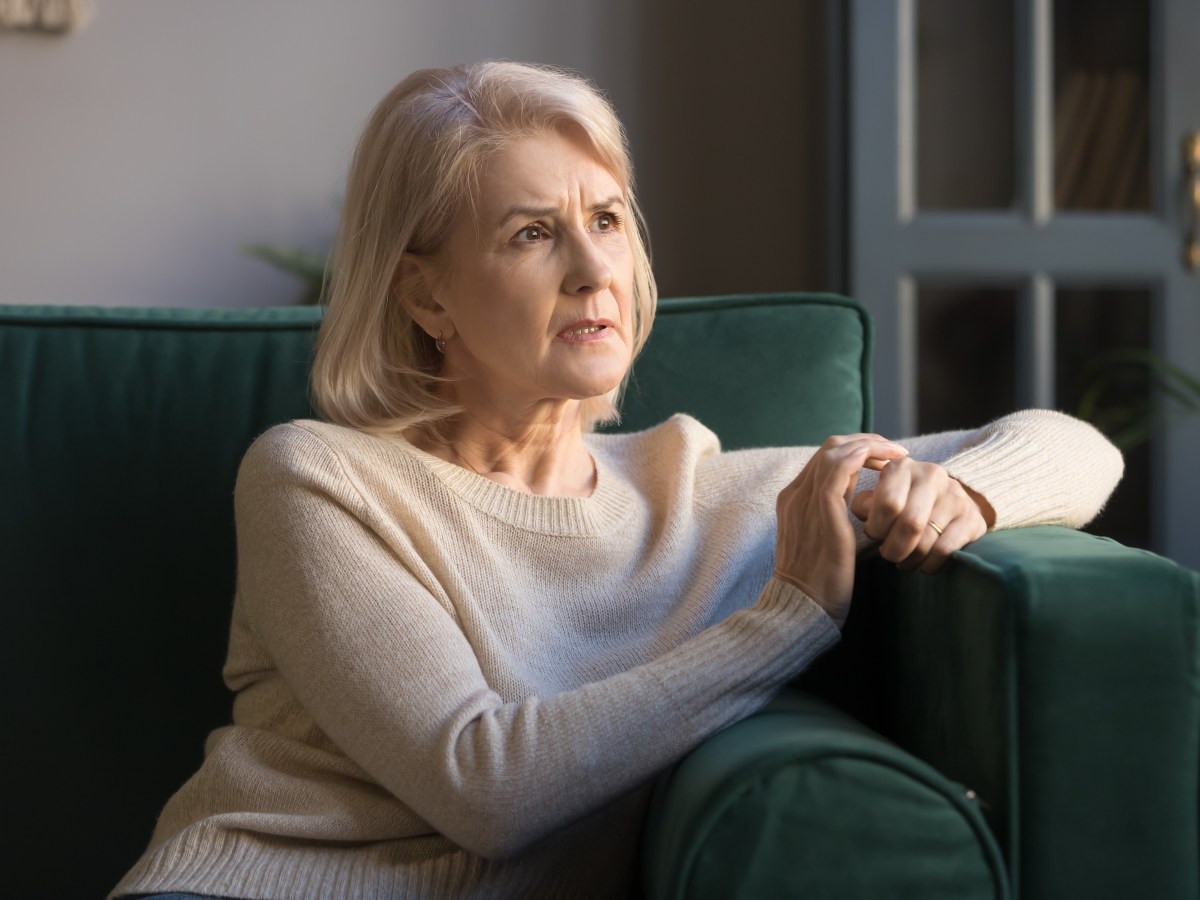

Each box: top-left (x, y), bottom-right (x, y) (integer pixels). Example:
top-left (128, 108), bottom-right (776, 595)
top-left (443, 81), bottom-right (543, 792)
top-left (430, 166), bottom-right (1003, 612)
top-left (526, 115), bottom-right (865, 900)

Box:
top-left (849, 457), bottom-right (994, 574)
top-left (774, 434), bottom-right (909, 628)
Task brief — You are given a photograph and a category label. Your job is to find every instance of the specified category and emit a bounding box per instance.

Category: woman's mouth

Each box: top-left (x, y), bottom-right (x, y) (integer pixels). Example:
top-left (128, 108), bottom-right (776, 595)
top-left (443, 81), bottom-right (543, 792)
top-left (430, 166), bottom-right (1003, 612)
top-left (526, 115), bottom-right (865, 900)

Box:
top-left (557, 322), bottom-right (614, 342)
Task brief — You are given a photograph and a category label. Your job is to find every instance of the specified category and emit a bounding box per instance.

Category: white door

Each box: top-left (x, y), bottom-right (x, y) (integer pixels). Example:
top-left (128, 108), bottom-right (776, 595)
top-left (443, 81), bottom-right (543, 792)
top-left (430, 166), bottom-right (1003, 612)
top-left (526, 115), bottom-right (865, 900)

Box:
top-left (850, 0), bottom-right (1200, 567)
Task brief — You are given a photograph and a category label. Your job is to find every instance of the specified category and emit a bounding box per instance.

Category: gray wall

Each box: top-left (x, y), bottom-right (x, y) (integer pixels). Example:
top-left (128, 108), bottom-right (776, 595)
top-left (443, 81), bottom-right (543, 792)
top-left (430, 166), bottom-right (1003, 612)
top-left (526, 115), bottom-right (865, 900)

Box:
top-left (0, 0), bottom-right (829, 308)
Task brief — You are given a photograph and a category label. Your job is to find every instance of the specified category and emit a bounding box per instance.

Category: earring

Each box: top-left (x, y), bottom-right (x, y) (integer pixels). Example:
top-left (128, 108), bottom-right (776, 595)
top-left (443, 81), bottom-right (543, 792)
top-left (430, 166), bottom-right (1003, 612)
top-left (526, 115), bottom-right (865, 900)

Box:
top-left (435, 333), bottom-right (446, 354)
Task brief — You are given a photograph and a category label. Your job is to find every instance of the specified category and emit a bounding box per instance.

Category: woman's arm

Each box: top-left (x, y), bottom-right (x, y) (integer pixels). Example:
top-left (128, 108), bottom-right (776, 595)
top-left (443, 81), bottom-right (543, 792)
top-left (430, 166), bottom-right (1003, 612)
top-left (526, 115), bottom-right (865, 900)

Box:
top-left (845, 408), bottom-right (1124, 570)
top-left (232, 426), bottom-right (840, 859)
top-left (900, 408), bottom-right (1124, 530)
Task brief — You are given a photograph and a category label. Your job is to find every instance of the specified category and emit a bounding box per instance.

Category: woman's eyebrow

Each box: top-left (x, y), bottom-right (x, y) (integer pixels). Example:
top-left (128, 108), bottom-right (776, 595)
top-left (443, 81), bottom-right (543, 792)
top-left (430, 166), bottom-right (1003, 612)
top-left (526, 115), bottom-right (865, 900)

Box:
top-left (589, 195), bottom-right (625, 212)
top-left (497, 204), bottom-right (558, 227)
top-left (496, 195), bottom-right (625, 227)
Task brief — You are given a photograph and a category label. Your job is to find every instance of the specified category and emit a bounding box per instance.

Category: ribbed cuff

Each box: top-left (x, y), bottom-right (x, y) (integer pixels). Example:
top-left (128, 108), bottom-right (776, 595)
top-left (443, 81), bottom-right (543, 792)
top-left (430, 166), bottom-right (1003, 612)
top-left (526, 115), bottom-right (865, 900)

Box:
top-left (939, 409), bottom-right (1123, 530)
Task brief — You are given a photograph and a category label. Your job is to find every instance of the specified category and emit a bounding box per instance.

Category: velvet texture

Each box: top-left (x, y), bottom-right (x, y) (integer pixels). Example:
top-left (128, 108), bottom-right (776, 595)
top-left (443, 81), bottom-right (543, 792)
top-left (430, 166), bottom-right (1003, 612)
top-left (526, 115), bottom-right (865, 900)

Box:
top-left (642, 691), bottom-right (1007, 900)
top-left (867, 528), bottom-right (1200, 900)
top-left (612, 292), bottom-right (873, 447)
top-left (1, 304), bottom-right (321, 897)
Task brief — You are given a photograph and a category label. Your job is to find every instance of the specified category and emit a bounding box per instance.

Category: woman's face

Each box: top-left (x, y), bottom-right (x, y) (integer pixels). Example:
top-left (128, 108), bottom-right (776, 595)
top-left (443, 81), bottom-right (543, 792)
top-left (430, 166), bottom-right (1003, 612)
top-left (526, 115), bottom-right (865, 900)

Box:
top-left (419, 128), bottom-right (635, 419)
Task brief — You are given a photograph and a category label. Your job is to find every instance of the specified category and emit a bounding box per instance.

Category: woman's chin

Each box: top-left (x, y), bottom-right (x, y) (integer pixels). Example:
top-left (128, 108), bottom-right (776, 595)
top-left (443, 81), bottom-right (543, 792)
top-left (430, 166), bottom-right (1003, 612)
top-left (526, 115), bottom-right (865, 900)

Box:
top-left (562, 371), bottom-right (628, 404)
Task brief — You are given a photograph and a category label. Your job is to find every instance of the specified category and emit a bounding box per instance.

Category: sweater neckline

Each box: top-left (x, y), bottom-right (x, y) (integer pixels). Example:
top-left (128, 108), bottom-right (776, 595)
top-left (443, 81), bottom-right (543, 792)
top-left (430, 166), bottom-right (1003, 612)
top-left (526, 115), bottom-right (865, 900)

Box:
top-left (386, 433), bottom-right (635, 537)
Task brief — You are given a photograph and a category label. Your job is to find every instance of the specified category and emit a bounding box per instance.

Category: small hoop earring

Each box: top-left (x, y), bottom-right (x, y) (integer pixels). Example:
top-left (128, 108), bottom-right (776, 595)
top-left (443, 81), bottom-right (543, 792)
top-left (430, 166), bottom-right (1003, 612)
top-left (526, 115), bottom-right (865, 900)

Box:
top-left (435, 333), bottom-right (446, 354)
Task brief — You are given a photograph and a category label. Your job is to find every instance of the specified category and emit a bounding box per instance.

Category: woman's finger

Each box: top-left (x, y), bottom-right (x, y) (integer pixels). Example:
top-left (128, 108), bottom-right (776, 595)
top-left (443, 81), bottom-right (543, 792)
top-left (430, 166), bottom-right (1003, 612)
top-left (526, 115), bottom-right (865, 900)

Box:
top-left (821, 433), bottom-right (895, 449)
top-left (915, 520), bottom-right (957, 573)
top-left (849, 488), bottom-right (874, 522)
top-left (896, 514), bottom-right (947, 571)
top-left (903, 496), bottom-right (989, 574)
top-left (827, 445), bottom-right (907, 501)
top-left (865, 460), bottom-right (923, 550)
top-left (773, 436), bottom-right (909, 623)
top-left (854, 456), bottom-right (992, 574)
top-left (862, 456), bottom-right (894, 472)
top-left (783, 438), bottom-right (905, 491)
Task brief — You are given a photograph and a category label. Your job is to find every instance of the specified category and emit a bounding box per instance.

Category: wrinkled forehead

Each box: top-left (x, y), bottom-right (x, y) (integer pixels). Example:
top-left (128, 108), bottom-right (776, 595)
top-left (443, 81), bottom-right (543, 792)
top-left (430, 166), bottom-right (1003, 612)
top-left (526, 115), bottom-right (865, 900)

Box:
top-left (460, 126), bottom-right (628, 226)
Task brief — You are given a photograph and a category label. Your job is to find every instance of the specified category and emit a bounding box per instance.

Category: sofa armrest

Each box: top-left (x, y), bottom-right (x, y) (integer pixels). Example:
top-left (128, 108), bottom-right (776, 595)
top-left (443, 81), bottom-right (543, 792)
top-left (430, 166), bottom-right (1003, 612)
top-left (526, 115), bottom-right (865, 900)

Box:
top-left (640, 690), bottom-right (1008, 900)
top-left (854, 526), bottom-right (1200, 900)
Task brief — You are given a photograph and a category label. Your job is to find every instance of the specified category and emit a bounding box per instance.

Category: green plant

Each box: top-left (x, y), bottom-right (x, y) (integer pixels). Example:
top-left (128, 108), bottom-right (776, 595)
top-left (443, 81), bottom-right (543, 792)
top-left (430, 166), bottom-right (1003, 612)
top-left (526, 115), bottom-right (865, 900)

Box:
top-left (244, 243), bottom-right (329, 305)
top-left (1075, 348), bottom-right (1200, 450)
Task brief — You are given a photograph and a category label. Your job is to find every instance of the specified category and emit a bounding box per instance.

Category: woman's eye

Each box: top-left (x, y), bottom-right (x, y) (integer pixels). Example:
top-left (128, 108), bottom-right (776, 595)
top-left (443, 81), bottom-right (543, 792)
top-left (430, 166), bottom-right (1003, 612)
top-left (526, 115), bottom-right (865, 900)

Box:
top-left (515, 224), bottom-right (548, 242)
top-left (591, 212), bottom-right (622, 233)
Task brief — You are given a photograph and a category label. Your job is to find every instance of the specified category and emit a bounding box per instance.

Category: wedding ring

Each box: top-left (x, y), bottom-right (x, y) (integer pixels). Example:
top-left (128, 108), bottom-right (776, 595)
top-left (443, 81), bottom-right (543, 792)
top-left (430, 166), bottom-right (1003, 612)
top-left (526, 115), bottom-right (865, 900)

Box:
top-left (928, 520), bottom-right (945, 536)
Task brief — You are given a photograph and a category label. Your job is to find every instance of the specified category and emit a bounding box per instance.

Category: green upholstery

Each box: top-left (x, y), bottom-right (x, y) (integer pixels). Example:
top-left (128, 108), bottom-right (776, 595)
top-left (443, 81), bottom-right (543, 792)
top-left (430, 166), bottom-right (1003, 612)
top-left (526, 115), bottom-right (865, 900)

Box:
top-left (611, 293), bottom-right (873, 447)
top-left (863, 528), bottom-right (1200, 900)
top-left (645, 527), bottom-right (1200, 900)
top-left (642, 691), bottom-right (1007, 900)
top-left (0, 304), bottom-right (321, 896)
top-left (2, 294), bottom-right (1195, 900)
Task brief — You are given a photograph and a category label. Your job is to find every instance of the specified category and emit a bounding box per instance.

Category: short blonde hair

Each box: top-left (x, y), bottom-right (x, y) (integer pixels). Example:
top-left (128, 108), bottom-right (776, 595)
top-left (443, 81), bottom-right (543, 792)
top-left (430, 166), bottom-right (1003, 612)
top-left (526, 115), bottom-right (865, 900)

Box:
top-left (311, 60), bottom-right (657, 437)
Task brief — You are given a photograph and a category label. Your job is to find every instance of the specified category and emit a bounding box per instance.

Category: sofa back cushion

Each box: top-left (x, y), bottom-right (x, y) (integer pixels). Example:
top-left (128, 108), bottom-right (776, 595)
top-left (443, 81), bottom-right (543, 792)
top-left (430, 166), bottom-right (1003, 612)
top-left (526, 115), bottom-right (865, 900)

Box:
top-left (0, 292), bottom-right (870, 897)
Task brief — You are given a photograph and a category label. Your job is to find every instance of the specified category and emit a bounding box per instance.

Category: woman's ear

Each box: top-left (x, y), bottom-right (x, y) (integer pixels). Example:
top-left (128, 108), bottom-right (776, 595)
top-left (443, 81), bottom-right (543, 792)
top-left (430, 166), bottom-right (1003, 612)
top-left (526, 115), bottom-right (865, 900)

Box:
top-left (395, 253), bottom-right (454, 341)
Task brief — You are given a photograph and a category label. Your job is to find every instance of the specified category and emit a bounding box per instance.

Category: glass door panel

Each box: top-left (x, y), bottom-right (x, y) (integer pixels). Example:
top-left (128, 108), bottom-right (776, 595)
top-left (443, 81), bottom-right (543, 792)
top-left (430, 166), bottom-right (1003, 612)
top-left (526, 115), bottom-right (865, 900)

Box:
top-left (917, 285), bottom-right (1019, 433)
top-left (1053, 0), bottom-right (1151, 210)
top-left (1055, 287), bottom-right (1153, 548)
top-left (916, 0), bottom-right (1016, 210)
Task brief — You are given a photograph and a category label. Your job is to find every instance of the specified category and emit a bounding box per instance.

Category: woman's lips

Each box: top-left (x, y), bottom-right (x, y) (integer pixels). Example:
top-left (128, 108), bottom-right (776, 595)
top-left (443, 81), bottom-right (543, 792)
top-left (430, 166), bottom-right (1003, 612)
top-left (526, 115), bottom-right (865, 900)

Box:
top-left (556, 320), bottom-right (615, 343)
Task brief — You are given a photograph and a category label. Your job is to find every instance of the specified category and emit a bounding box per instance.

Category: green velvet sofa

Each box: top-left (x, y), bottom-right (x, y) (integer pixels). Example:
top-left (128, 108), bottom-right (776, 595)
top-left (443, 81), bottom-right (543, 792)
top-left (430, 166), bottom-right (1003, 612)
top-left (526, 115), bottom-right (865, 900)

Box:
top-left (2, 294), bottom-right (1197, 900)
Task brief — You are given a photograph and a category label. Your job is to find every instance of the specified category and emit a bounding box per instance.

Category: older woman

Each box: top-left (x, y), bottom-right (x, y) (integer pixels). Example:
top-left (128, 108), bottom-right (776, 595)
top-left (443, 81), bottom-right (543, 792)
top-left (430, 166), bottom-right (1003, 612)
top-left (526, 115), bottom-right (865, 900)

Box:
top-left (113, 61), bottom-right (1123, 900)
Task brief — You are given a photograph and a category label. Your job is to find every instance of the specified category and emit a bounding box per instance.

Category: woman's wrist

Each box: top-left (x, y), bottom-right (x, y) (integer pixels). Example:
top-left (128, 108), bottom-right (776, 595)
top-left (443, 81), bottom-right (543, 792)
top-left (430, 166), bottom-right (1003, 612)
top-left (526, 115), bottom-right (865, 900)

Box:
top-left (773, 569), bottom-right (846, 629)
top-left (955, 479), bottom-right (996, 529)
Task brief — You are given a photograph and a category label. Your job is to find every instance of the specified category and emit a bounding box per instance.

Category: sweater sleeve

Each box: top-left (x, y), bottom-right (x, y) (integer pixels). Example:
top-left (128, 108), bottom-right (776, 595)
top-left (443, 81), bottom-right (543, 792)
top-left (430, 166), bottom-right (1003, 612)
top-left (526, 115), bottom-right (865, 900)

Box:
top-left (882, 408), bottom-right (1124, 530)
top-left (233, 425), bottom-right (840, 859)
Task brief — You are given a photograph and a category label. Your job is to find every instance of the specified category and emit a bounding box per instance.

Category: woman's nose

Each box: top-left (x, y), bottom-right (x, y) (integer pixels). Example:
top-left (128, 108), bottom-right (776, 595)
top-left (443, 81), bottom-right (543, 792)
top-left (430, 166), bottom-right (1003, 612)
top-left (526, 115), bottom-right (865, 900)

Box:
top-left (562, 233), bottom-right (612, 296)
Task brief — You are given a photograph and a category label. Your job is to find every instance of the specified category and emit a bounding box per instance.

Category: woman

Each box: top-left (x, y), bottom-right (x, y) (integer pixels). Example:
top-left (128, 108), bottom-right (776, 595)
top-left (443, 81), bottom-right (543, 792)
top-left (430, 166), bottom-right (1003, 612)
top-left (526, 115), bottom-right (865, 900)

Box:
top-left (113, 61), bottom-right (1123, 900)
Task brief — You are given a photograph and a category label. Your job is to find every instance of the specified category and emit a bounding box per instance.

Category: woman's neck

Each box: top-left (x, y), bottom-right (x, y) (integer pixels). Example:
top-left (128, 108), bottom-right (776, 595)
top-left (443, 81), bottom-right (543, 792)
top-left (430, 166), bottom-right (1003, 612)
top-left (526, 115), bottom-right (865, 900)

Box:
top-left (409, 402), bottom-right (596, 498)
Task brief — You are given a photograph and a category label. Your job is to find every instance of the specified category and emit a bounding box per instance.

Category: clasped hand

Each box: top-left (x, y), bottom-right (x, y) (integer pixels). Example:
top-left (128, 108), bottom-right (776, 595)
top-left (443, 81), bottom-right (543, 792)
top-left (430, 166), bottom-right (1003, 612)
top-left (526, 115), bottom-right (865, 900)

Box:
top-left (773, 434), bottom-right (992, 628)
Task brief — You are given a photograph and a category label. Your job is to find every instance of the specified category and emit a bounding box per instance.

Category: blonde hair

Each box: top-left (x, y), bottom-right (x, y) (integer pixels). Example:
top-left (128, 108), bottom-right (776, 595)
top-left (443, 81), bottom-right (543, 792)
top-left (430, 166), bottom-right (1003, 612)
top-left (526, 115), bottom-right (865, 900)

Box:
top-left (311, 60), bottom-right (656, 437)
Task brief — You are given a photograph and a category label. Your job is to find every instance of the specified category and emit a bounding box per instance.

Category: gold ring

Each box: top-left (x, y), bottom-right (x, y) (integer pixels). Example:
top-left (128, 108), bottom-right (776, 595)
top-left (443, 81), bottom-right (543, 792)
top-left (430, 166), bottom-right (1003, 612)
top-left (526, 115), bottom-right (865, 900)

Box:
top-left (928, 520), bottom-right (945, 536)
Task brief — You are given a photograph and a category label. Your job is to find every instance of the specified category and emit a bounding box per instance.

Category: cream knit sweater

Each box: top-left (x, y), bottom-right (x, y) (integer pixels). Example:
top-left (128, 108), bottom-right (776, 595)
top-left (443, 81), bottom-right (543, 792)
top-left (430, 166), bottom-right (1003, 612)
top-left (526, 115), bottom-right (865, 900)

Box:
top-left (113, 410), bottom-right (1122, 900)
